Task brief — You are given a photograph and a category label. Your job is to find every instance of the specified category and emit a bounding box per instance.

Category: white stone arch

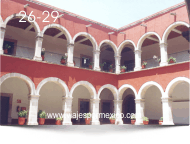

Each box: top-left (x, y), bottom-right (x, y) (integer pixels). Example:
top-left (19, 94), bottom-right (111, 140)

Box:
top-left (118, 84), bottom-right (138, 100)
top-left (0, 15), bottom-right (3, 25)
top-left (0, 73), bottom-right (35, 95)
top-left (36, 77), bottom-right (69, 97)
top-left (165, 77), bottom-right (190, 97)
top-left (3, 13), bottom-right (40, 35)
top-left (162, 21), bottom-right (190, 43)
top-left (138, 81), bottom-right (164, 99)
top-left (99, 40), bottom-right (118, 56)
top-left (136, 32), bottom-right (161, 50)
top-left (72, 32), bottom-right (98, 51)
top-left (41, 24), bottom-right (72, 43)
top-left (70, 81), bottom-right (97, 99)
top-left (98, 84), bottom-right (118, 100)
top-left (117, 40), bottom-right (136, 56)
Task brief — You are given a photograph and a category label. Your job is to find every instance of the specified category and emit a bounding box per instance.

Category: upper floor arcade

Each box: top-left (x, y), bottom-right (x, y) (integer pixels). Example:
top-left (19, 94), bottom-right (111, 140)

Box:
top-left (0, 0), bottom-right (189, 74)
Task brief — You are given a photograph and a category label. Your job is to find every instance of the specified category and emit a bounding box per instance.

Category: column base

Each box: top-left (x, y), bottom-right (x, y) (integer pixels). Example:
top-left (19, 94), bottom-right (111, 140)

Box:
top-left (62, 122), bottom-right (72, 125)
top-left (91, 121), bottom-right (100, 125)
top-left (27, 122), bottom-right (38, 125)
top-left (67, 62), bottom-right (74, 67)
top-left (33, 56), bottom-right (42, 61)
top-left (160, 62), bottom-right (168, 66)
top-left (134, 67), bottom-right (142, 71)
top-left (0, 50), bottom-right (4, 54)
top-left (135, 122), bottom-right (144, 125)
top-left (115, 120), bottom-right (123, 125)
top-left (115, 70), bottom-right (120, 74)
top-left (162, 122), bottom-right (174, 125)
top-left (94, 67), bottom-right (101, 71)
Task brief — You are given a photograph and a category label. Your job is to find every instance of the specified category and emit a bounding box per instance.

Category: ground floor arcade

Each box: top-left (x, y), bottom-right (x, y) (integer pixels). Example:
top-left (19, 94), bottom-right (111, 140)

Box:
top-left (0, 73), bottom-right (189, 125)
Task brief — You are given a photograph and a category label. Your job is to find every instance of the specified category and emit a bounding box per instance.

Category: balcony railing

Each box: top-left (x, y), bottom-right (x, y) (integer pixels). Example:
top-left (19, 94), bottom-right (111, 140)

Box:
top-left (5, 45), bottom-right (189, 73)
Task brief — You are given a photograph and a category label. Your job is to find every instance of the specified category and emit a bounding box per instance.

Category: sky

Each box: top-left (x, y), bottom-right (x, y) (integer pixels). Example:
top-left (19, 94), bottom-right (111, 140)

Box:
top-left (38, 0), bottom-right (184, 28)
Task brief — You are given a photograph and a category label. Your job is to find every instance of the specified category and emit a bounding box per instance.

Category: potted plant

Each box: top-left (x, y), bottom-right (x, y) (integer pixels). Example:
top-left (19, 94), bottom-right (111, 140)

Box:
top-left (167, 57), bottom-right (176, 64)
top-left (88, 62), bottom-right (93, 69)
top-left (18, 110), bottom-right (28, 125)
top-left (159, 117), bottom-right (163, 125)
top-left (100, 62), bottom-right (106, 71)
top-left (121, 65), bottom-right (127, 73)
top-left (131, 114), bottom-right (136, 125)
top-left (109, 114), bottom-right (116, 124)
top-left (55, 117), bottom-right (63, 125)
top-left (38, 110), bottom-right (46, 125)
top-left (60, 55), bottom-right (67, 64)
top-left (109, 64), bottom-right (114, 72)
top-left (143, 117), bottom-right (149, 125)
top-left (41, 48), bottom-right (45, 61)
top-left (84, 112), bottom-right (91, 125)
top-left (142, 61), bottom-right (147, 69)
top-left (3, 44), bottom-right (12, 54)
top-left (158, 58), bottom-right (161, 64)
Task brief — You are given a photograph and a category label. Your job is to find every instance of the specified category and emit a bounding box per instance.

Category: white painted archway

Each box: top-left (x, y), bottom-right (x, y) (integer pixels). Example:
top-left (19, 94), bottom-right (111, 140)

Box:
top-left (117, 40), bottom-right (136, 56)
top-left (70, 81), bottom-right (97, 99)
top-left (3, 13), bottom-right (41, 35)
top-left (98, 84), bottom-right (118, 100)
top-left (41, 24), bottom-right (72, 43)
top-left (118, 84), bottom-right (138, 100)
top-left (72, 32), bottom-right (98, 51)
top-left (99, 40), bottom-right (118, 56)
top-left (0, 15), bottom-right (3, 25)
top-left (136, 32), bottom-right (161, 51)
top-left (0, 73), bottom-right (35, 95)
top-left (161, 21), bottom-right (190, 43)
top-left (36, 77), bottom-right (69, 97)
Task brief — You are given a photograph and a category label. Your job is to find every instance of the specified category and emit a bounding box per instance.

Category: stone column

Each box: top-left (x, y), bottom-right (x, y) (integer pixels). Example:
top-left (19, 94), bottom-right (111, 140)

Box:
top-left (62, 97), bottom-right (73, 125)
top-left (0, 27), bottom-right (6, 54)
top-left (90, 99), bottom-right (100, 125)
top-left (135, 99), bottom-right (145, 125)
top-left (160, 43), bottom-right (168, 66)
top-left (134, 50), bottom-right (142, 71)
top-left (93, 50), bottom-right (101, 71)
top-left (115, 55), bottom-right (121, 74)
top-left (113, 100), bottom-right (123, 125)
top-left (27, 95), bottom-right (40, 125)
top-left (33, 36), bottom-right (43, 61)
top-left (161, 96), bottom-right (174, 125)
top-left (67, 43), bottom-right (74, 67)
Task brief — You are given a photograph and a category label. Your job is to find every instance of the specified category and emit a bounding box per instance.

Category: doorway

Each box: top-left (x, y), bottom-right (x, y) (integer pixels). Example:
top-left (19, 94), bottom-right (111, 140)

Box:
top-left (100, 100), bottom-right (113, 124)
top-left (0, 96), bottom-right (10, 125)
top-left (79, 99), bottom-right (90, 124)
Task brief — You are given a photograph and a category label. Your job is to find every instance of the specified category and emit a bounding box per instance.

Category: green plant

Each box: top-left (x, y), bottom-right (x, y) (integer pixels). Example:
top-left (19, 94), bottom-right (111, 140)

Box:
top-left (167, 57), bottom-right (176, 63)
top-left (121, 65), bottom-right (127, 70)
top-left (100, 62), bottom-right (106, 68)
top-left (131, 114), bottom-right (136, 120)
top-left (143, 117), bottom-right (149, 121)
top-left (160, 117), bottom-right (163, 121)
top-left (61, 56), bottom-right (67, 60)
top-left (109, 114), bottom-right (116, 120)
top-left (4, 44), bottom-right (12, 49)
top-left (158, 59), bottom-right (161, 63)
top-left (109, 64), bottom-right (113, 69)
top-left (142, 61), bottom-right (147, 66)
top-left (84, 112), bottom-right (91, 118)
top-left (18, 110), bottom-right (28, 118)
top-left (56, 117), bottom-right (63, 121)
top-left (89, 62), bottom-right (93, 66)
top-left (38, 110), bottom-right (46, 118)
top-left (41, 51), bottom-right (45, 56)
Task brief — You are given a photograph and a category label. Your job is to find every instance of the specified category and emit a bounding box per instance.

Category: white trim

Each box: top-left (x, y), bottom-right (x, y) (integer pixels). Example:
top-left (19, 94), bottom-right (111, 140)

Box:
top-left (0, 15), bottom-right (3, 26)
top-left (97, 84), bottom-right (118, 100)
top-left (36, 77), bottom-right (69, 97)
top-left (72, 32), bottom-right (98, 51)
top-left (3, 13), bottom-right (40, 35)
top-left (161, 21), bottom-right (190, 43)
top-left (0, 73), bottom-right (35, 95)
top-left (118, 84), bottom-right (138, 100)
top-left (136, 32), bottom-right (161, 50)
top-left (117, 40), bottom-right (136, 55)
top-left (138, 81), bottom-right (164, 99)
top-left (165, 77), bottom-right (190, 97)
top-left (99, 40), bottom-right (118, 55)
top-left (70, 81), bottom-right (97, 99)
top-left (41, 23), bottom-right (72, 43)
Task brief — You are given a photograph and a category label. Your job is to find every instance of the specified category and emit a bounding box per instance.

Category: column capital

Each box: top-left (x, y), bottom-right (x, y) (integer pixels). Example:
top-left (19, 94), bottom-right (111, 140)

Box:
top-left (28, 95), bottom-right (40, 100)
top-left (161, 97), bottom-right (172, 102)
top-left (113, 99), bottom-right (123, 103)
top-left (135, 98), bottom-right (145, 103)
top-left (134, 49), bottom-right (142, 54)
top-left (93, 50), bottom-right (100, 54)
top-left (0, 27), bottom-right (6, 32)
top-left (90, 98), bottom-right (100, 102)
top-left (62, 96), bottom-right (73, 101)
top-left (114, 55), bottom-right (121, 58)
top-left (67, 43), bottom-right (74, 47)
top-left (35, 36), bottom-right (43, 41)
top-left (159, 42), bottom-right (168, 47)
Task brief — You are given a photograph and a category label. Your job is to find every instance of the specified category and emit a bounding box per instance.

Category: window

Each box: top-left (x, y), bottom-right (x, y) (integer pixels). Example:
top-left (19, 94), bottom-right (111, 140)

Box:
top-left (81, 57), bottom-right (90, 68)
